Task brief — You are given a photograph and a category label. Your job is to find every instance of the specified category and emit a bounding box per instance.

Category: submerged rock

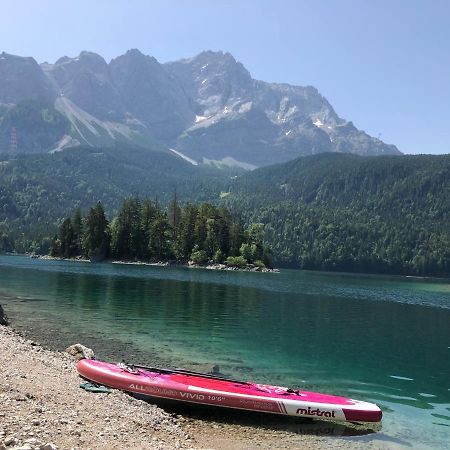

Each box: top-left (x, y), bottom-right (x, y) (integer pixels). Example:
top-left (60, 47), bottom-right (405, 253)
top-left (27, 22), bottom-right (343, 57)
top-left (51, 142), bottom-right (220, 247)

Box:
top-left (65, 343), bottom-right (95, 360)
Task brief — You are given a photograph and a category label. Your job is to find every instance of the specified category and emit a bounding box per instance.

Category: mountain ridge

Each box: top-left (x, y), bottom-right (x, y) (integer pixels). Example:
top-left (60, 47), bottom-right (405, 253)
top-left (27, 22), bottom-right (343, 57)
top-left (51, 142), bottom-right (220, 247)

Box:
top-left (0, 49), bottom-right (401, 166)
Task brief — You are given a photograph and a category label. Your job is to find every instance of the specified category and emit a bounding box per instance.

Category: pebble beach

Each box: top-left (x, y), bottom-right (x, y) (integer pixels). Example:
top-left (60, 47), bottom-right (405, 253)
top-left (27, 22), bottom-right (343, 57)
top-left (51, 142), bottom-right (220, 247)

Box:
top-left (0, 312), bottom-right (386, 450)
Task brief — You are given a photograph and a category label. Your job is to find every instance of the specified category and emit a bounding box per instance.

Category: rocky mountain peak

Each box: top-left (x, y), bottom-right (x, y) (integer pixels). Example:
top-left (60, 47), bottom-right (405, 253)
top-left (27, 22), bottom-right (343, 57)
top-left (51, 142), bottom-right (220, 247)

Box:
top-left (0, 52), bottom-right (55, 105)
top-left (51, 52), bottom-right (107, 71)
top-left (109, 49), bottom-right (194, 140)
top-left (43, 50), bottom-right (119, 121)
top-left (75, 51), bottom-right (108, 69)
top-left (165, 50), bottom-right (253, 117)
top-left (113, 48), bottom-right (159, 66)
top-left (47, 51), bottom-right (109, 81)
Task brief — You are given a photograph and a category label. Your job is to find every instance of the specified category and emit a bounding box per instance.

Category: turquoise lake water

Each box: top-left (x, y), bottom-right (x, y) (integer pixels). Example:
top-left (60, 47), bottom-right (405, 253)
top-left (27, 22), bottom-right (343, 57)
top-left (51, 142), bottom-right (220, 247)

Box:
top-left (0, 255), bottom-right (449, 449)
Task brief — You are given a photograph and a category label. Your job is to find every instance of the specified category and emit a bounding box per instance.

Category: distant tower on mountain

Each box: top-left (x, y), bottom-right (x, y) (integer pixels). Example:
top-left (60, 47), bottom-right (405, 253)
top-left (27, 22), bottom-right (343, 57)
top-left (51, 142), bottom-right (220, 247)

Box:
top-left (9, 127), bottom-right (17, 153)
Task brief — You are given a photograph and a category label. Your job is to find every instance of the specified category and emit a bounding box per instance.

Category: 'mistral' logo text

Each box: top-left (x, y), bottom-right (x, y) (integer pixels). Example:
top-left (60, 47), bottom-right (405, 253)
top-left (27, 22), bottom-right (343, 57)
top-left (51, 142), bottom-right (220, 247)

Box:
top-left (296, 407), bottom-right (336, 418)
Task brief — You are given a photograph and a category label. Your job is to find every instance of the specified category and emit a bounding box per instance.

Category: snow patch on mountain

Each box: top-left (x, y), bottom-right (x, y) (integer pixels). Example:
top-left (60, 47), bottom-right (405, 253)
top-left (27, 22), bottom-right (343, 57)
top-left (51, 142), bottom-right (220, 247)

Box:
top-left (313, 119), bottom-right (324, 127)
top-left (195, 115), bottom-right (207, 123)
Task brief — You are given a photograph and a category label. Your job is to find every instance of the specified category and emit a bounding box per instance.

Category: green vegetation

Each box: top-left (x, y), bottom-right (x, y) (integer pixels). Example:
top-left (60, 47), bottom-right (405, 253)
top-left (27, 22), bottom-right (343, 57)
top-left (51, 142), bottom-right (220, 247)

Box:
top-left (1, 149), bottom-right (450, 276)
top-left (0, 145), bottom-right (233, 252)
top-left (50, 197), bottom-right (272, 267)
top-left (0, 100), bottom-right (70, 152)
top-left (225, 153), bottom-right (450, 276)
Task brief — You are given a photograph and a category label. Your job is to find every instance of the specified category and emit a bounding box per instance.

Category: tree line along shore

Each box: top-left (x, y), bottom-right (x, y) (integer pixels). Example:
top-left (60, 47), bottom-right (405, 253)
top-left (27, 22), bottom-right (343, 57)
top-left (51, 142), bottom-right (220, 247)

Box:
top-left (2, 152), bottom-right (449, 277)
top-left (47, 196), bottom-right (273, 270)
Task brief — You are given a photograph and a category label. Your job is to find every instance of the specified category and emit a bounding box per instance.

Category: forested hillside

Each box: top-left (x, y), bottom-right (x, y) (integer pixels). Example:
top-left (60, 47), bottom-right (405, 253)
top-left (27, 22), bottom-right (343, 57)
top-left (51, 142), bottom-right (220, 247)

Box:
top-left (225, 153), bottom-right (450, 276)
top-left (0, 146), bottom-right (232, 252)
top-left (1, 150), bottom-right (449, 276)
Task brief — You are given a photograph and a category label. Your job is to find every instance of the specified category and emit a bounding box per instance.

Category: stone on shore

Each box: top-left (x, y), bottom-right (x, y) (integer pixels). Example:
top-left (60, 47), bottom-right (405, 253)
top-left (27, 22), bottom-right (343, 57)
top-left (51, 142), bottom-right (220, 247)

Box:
top-left (65, 344), bottom-right (95, 360)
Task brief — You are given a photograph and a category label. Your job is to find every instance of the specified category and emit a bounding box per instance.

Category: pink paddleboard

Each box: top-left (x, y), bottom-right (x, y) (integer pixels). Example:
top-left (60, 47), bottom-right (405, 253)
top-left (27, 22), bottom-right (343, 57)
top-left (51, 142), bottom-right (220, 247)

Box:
top-left (76, 359), bottom-right (382, 422)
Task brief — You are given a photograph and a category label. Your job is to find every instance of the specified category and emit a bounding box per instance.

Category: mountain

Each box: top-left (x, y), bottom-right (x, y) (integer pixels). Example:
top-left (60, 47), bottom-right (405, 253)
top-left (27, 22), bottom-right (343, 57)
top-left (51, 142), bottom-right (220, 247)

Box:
top-left (0, 52), bottom-right (54, 104)
top-left (166, 51), bottom-right (400, 166)
top-left (0, 50), bottom-right (400, 166)
top-left (109, 49), bottom-right (194, 140)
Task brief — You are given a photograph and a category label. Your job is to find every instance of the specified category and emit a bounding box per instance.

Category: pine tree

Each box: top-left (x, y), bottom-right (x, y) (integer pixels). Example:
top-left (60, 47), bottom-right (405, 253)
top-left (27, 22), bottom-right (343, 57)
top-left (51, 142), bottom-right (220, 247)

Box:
top-left (71, 208), bottom-right (83, 256)
top-left (49, 235), bottom-right (61, 257)
top-left (168, 190), bottom-right (182, 254)
top-left (82, 202), bottom-right (110, 261)
top-left (229, 221), bottom-right (244, 256)
top-left (141, 199), bottom-right (159, 259)
top-left (110, 197), bottom-right (143, 259)
top-left (59, 217), bottom-right (74, 258)
top-left (149, 211), bottom-right (172, 260)
top-left (177, 203), bottom-right (198, 259)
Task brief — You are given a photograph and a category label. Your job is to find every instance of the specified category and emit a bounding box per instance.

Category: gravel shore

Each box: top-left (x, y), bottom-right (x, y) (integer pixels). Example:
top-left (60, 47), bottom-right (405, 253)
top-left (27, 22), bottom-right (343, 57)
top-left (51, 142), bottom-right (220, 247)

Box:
top-left (0, 322), bottom-right (386, 450)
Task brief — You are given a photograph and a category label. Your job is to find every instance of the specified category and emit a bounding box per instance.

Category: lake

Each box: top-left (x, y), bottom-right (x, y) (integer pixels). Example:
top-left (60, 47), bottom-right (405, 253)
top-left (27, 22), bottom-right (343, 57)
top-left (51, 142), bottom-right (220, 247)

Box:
top-left (0, 255), bottom-right (449, 449)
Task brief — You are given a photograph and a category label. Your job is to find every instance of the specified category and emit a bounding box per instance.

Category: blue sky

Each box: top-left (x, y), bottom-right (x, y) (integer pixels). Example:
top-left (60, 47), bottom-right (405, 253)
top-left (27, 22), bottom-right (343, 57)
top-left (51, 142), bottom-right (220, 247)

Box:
top-left (1, 0), bottom-right (449, 154)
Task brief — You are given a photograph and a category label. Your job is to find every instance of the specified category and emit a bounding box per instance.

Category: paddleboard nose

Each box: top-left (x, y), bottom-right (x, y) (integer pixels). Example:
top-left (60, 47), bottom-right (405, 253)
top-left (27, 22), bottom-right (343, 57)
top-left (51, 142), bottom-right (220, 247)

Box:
top-left (343, 404), bottom-right (382, 422)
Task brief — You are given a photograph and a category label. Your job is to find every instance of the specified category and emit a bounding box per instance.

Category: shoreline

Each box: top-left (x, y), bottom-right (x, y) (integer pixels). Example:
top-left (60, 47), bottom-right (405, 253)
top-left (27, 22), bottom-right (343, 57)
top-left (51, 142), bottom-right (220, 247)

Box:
top-left (0, 323), bottom-right (189, 450)
top-left (7, 252), bottom-right (450, 280)
top-left (35, 254), bottom-right (281, 273)
top-left (0, 310), bottom-right (382, 450)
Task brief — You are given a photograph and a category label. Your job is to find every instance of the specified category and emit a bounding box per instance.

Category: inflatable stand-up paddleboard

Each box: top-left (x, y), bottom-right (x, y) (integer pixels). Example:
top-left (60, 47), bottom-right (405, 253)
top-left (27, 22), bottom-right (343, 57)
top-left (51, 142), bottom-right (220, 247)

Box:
top-left (77, 359), bottom-right (382, 423)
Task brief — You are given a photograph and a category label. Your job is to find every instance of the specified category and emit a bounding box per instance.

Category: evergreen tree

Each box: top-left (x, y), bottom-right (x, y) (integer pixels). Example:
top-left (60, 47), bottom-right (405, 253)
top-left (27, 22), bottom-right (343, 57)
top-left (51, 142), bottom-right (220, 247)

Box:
top-left (229, 221), bottom-right (245, 256)
top-left (177, 203), bottom-right (198, 259)
top-left (110, 197), bottom-right (143, 259)
top-left (0, 233), bottom-right (13, 253)
top-left (168, 191), bottom-right (182, 258)
top-left (149, 211), bottom-right (172, 260)
top-left (168, 191), bottom-right (181, 240)
top-left (193, 211), bottom-right (207, 251)
top-left (49, 235), bottom-right (60, 257)
top-left (216, 207), bottom-right (231, 256)
top-left (141, 199), bottom-right (159, 259)
top-left (204, 218), bottom-right (220, 259)
top-left (246, 223), bottom-right (265, 262)
top-left (71, 208), bottom-right (83, 256)
top-left (82, 202), bottom-right (110, 261)
top-left (59, 217), bottom-right (74, 258)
